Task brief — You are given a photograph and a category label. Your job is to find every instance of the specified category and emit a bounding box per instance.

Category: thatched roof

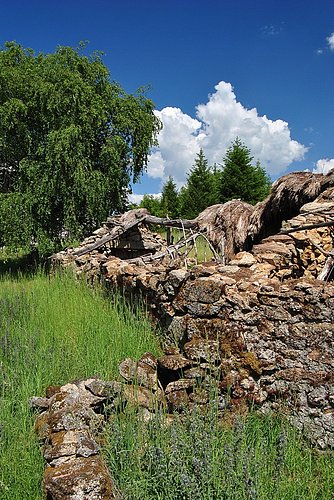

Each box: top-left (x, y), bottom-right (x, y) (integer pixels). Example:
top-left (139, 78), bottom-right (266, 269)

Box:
top-left (246, 171), bottom-right (333, 245)
top-left (196, 201), bottom-right (254, 259)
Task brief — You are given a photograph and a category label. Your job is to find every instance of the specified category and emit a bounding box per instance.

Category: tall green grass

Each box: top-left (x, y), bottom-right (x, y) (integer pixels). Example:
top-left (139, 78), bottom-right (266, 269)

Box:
top-left (0, 268), bottom-right (333, 499)
top-left (0, 269), bottom-right (161, 499)
top-left (104, 407), bottom-right (334, 499)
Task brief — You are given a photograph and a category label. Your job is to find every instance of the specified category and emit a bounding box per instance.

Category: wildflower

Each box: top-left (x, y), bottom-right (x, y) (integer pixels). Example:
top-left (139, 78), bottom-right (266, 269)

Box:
top-left (276, 429), bottom-right (287, 467)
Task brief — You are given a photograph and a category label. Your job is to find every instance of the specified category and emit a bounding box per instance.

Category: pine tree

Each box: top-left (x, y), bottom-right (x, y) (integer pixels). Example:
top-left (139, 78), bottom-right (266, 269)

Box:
top-left (160, 176), bottom-right (179, 218)
top-left (219, 138), bottom-right (271, 205)
top-left (211, 163), bottom-right (222, 206)
top-left (180, 149), bottom-right (217, 219)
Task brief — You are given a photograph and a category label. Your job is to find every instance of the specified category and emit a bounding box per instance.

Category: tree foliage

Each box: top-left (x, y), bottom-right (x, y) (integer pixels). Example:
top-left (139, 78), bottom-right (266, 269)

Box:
top-left (136, 142), bottom-right (271, 223)
top-left (0, 42), bottom-right (162, 253)
top-left (160, 176), bottom-right (179, 218)
top-left (138, 176), bottom-right (180, 218)
top-left (219, 138), bottom-right (271, 205)
top-left (180, 149), bottom-right (218, 219)
top-left (138, 193), bottom-right (162, 216)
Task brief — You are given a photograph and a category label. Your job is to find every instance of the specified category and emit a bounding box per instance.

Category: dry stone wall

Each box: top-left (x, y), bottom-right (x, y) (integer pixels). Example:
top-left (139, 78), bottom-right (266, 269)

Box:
top-left (31, 381), bottom-right (122, 499)
top-left (98, 258), bottom-right (334, 449)
top-left (51, 187), bottom-right (334, 450)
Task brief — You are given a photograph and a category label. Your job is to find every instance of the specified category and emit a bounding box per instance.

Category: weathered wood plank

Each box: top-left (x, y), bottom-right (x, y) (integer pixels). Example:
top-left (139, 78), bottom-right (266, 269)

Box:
top-left (318, 255), bottom-right (334, 281)
top-left (73, 210), bottom-right (149, 257)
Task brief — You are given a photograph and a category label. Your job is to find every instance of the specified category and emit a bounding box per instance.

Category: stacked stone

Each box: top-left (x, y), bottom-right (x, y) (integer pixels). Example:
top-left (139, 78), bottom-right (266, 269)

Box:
top-left (284, 198), bottom-right (334, 279)
top-left (98, 258), bottom-right (334, 449)
top-left (31, 380), bottom-right (122, 499)
top-left (53, 222), bottom-right (166, 282)
top-left (119, 348), bottom-right (224, 413)
top-left (29, 349), bottom-right (229, 499)
top-left (50, 189), bottom-right (334, 449)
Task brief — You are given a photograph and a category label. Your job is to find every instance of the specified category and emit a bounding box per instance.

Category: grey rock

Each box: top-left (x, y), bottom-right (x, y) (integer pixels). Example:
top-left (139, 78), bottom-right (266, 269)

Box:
top-left (158, 354), bottom-right (192, 371)
top-left (165, 379), bottom-right (194, 393)
top-left (43, 430), bottom-right (99, 462)
top-left (308, 387), bottom-right (329, 408)
top-left (43, 456), bottom-right (121, 499)
top-left (29, 396), bottom-right (50, 410)
top-left (168, 269), bottom-right (189, 288)
top-left (119, 357), bottom-right (158, 390)
top-left (183, 338), bottom-right (220, 363)
top-left (85, 379), bottom-right (123, 399)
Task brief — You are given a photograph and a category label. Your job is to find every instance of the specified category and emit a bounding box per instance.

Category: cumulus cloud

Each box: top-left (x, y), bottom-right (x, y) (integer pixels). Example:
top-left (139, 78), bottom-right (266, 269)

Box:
top-left (327, 32), bottom-right (334, 51)
top-left (313, 158), bottom-right (334, 174)
top-left (148, 107), bottom-right (202, 187)
top-left (146, 150), bottom-right (165, 179)
top-left (148, 81), bottom-right (307, 185)
top-left (128, 192), bottom-right (161, 204)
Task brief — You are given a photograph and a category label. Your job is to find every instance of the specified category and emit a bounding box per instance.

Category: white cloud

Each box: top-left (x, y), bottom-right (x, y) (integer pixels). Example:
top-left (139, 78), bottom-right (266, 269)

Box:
top-left (128, 192), bottom-right (161, 205)
top-left (327, 32), bottom-right (334, 51)
top-left (148, 107), bottom-right (202, 187)
top-left (146, 150), bottom-right (165, 178)
top-left (313, 158), bottom-right (334, 174)
top-left (148, 81), bottom-right (307, 185)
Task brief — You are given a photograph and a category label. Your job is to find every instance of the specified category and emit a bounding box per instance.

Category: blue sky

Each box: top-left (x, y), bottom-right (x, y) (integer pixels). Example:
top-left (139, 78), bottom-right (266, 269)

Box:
top-left (1, 0), bottom-right (334, 201)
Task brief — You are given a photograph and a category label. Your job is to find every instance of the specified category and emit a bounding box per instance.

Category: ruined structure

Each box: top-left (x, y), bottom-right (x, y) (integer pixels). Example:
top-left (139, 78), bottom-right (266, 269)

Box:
top-left (52, 171), bottom-right (334, 449)
top-left (37, 170), bottom-right (334, 497)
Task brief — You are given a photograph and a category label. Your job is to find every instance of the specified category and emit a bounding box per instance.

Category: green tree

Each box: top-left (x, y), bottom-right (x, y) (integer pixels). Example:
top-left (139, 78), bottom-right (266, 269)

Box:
top-left (160, 176), bottom-right (179, 218)
top-left (0, 42), bottom-right (161, 253)
top-left (180, 149), bottom-right (217, 219)
top-left (219, 138), bottom-right (271, 205)
top-left (139, 193), bottom-right (162, 216)
top-left (211, 162), bottom-right (222, 206)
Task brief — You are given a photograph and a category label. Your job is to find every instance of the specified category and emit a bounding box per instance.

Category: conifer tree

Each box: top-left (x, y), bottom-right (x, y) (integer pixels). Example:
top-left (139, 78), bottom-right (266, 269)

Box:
top-left (219, 138), bottom-right (271, 205)
top-left (160, 176), bottom-right (179, 218)
top-left (180, 149), bottom-right (217, 219)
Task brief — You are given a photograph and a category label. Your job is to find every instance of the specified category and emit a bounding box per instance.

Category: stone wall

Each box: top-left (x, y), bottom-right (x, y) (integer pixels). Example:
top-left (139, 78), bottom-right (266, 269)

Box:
top-left (52, 186), bottom-right (334, 449)
top-left (98, 258), bottom-right (333, 448)
top-left (31, 382), bottom-right (122, 499)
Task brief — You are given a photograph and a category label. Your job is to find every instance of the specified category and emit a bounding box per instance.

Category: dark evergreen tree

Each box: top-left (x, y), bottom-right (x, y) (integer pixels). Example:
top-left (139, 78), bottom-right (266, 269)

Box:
top-left (211, 162), bottom-right (222, 207)
top-left (179, 149), bottom-right (217, 219)
top-left (219, 138), bottom-right (271, 205)
top-left (160, 176), bottom-right (179, 218)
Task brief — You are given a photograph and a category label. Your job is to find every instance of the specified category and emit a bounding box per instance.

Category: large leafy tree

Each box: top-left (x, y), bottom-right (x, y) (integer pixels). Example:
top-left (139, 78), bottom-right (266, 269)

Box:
top-left (219, 138), bottom-right (271, 205)
top-left (180, 149), bottom-right (217, 219)
top-left (0, 42), bottom-right (161, 253)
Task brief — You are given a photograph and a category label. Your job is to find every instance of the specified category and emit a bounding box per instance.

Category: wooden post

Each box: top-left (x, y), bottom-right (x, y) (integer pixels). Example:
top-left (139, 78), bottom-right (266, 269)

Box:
top-left (166, 227), bottom-right (171, 246)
